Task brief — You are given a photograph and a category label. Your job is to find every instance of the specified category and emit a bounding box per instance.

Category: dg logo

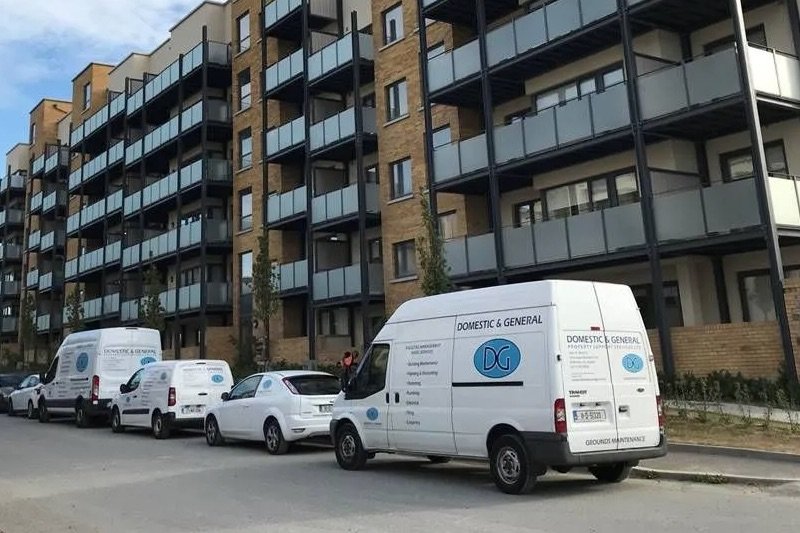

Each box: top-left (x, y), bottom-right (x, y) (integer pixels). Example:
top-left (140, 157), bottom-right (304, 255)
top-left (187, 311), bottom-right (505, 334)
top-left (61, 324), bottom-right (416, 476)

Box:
top-left (473, 339), bottom-right (521, 379)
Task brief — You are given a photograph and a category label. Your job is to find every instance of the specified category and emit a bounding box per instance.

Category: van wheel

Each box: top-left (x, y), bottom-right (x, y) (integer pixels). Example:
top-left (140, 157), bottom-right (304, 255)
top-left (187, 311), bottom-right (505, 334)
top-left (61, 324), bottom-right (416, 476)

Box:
top-left (205, 415), bottom-right (224, 446)
top-left (152, 411), bottom-right (171, 440)
top-left (490, 434), bottom-right (538, 495)
top-left (427, 456), bottom-right (451, 464)
top-left (264, 419), bottom-right (289, 455)
top-left (335, 423), bottom-right (368, 471)
top-left (27, 401), bottom-right (37, 420)
top-left (6, 400), bottom-right (14, 416)
top-left (75, 402), bottom-right (90, 428)
top-left (111, 408), bottom-right (125, 434)
top-left (590, 462), bottom-right (633, 483)
top-left (38, 400), bottom-right (49, 423)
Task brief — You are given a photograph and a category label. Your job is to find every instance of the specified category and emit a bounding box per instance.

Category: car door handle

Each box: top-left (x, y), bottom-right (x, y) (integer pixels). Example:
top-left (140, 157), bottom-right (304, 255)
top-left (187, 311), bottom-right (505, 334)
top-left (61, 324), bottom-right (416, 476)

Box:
top-left (394, 392), bottom-right (400, 403)
top-left (198, 392), bottom-right (208, 396)
top-left (636, 387), bottom-right (645, 393)
top-left (385, 392), bottom-right (389, 404)
top-left (619, 405), bottom-right (630, 413)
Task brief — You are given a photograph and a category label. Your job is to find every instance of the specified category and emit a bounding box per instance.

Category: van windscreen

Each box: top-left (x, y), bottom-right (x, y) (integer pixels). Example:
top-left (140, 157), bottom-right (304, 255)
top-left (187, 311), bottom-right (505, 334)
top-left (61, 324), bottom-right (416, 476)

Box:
top-left (285, 375), bottom-right (340, 395)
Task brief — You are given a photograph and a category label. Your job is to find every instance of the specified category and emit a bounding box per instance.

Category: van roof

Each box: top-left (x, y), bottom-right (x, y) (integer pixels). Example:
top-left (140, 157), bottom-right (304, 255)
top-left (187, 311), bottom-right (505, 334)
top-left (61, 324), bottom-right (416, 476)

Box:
top-left (63, 327), bottom-right (161, 344)
top-left (271, 370), bottom-right (334, 378)
top-left (151, 360), bottom-right (229, 367)
top-left (388, 280), bottom-right (616, 323)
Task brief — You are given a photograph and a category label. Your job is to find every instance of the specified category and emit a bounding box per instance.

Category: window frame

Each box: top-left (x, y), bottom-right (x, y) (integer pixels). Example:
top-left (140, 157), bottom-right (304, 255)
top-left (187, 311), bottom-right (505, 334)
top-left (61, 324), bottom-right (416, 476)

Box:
top-left (438, 210), bottom-right (457, 240)
top-left (239, 188), bottom-right (253, 231)
top-left (389, 157), bottom-right (412, 199)
top-left (345, 343), bottom-right (391, 400)
top-left (238, 128), bottom-right (253, 169)
top-left (83, 82), bottom-right (92, 111)
top-left (238, 68), bottom-right (252, 111)
top-left (703, 24), bottom-right (767, 55)
top-left (533, 62), bottom-right (625, 114)
top-left (228, 374), bottom-right (261, 401)
top-left (382, 3), bottom-right (404, 46)
top-left (237, 12), bottom-right (251, 53)
top-left (738, 266), bottom-right (800, 322)
top-left (630, 281), bottom-right (684, 329)
top-left (720, 140), bottom-right (788, 182)
top-left (240, 251), bottom-right (253, 295)
top-left (541, 167), bottom-right (639, 221)
top-left (393, 240), bottom-right (417, 279)
top-left (367, 237), bottom-right (383, 263)
top-left (385, 79), bottom-right (408, 121)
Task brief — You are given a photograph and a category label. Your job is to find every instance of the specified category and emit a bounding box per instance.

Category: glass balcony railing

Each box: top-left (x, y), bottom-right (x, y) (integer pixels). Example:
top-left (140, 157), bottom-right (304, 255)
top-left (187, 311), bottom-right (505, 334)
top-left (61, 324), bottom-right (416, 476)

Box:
top-left (38, 271), bottom-right (64, 291)
top-left (749, 45), bottom-right (800, 102)
top-left (121, 282), bottom-right (231, 320)
top-left (0, 243), bottom-right (22, 261)
top-left (37, 313), bottom-right (62, 332)
top-left (433, 133), bottom-right (489, 183)
top-left (265, 48), bottom-right (304, 93)
top-left (31, 155), bottom-right (45, 175)
top-left (44, 147), bottom-right (69, 174)
top-left (0, 173), bottom-right (25, 194)
top-left (40, 229), bottom-right (66, 251)
top-left (72, 93), bottom-right (126, 146)
top-left (67, 190), bottom-right (123, 234)
top-left (26, 269), bottom-right (38, 289)
top-left (70, 141), bottom-right (125, 191)
top-left (0, 209), bottom-right (24, 227)
top-left (145, 58), bottom-right (181, 103)
top-left (127, 87), bottom-right (145, 115)
top-left (265, 116), bottom-right (306, 157)
top-left (122, 219), bottom-right (231, 268)
top-left (63, 293), bottom-right (121, 323)
top-left (1, 318), bottom-right (17, 334)
top-left (66, 241), bottom-right (122, 279)
top-left (42, 190), bottom-right (67, 213)
top-left (28, 231), bottom-right (41, 250)
top-left (311, 182), bottom-right (379, 224)
top-left (308, 32), bottom-right (374, 82)
top-left (264, 0), bottom-right (302, 28)
top-left (445, 233), bottom-right (498, 277)
top-left (313, 263), bottom-right (384, 301)
top-left (309, 107), bottom-right (376, 152)
top-left (267, 186), bottom-right (307, 224)
top-left (124, 159), bottom-right (232, 216)
top-left (30, 192), bottom-right (43, 213)
top-left (274, 259), bottom-right (308, 292)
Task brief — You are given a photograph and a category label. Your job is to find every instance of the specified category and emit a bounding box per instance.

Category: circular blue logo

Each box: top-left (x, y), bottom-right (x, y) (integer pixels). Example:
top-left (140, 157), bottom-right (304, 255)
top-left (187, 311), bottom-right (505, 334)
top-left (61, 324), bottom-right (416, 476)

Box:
top-left (473, 339), bottom-right (521, 379)
top-left (140, 356), bottom-right (156, 366)
top-left (75, 353), bottom-right (89, 373)
top-left (211, 374), bottom-right (224, 384)
top-left (160, 372), bottom-right (168, 381)
top-left (125, 396), bottom-right (131, 404)
top-left (262, 379), bottom-right (272, 390)
top-left (622, 353), bottom-right (644, 374)
top-left (366, 407), bottom-right (379, 421)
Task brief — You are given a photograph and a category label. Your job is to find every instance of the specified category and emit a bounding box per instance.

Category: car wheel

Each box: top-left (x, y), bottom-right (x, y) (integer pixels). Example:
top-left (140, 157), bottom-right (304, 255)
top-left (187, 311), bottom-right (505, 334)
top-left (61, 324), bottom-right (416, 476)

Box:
top-left (7, 400), bottom-right (14, 417)
top-left (38, 400), bottom-right (49, 423)
top-left (75, 402), bottom-right (90, 428)
top-left (489, 434), bottom-right (538, 495)
top-left (27, 400), bottom-right (36, 420)
top-left (111, 407), bottom-right (125, 434)
top-left (335, 423), bottom-right (368, 471)
top-left (152, 411), bottom-right (171, 440)
top-left (427, 456), bottom-right (451, 464)
top-left (205, 415), bottom-right (224, 446)
top-left (264, 418), bottom-right (289, 455)
top-left (589, 462), bottom-right (633, 483)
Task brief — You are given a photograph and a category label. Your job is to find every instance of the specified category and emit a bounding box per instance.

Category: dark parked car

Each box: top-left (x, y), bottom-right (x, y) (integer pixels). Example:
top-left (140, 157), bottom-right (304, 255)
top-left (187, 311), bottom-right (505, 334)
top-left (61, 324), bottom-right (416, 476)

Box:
top-left (0, 373), bottom-right (28, 410)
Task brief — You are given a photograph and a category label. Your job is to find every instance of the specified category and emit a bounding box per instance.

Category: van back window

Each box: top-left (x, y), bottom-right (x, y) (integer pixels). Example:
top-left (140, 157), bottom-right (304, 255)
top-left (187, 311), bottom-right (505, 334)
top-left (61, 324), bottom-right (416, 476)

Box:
top-left (286, 375), bottom-right (340, 395)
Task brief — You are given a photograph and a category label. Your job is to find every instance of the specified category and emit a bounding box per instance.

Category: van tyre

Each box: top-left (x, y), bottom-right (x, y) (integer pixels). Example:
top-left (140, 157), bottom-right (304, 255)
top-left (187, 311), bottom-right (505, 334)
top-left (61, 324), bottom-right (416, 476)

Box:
top-left (75, 402), bottom-right (90, 428)
top-left (589, 462), bottom-right (633, 483)
top-left (335, 423), bottom-right (368, 471)
top-left (27, 400), bottom-right (36, 420)
top-left (152, 411), bottom-right (171, 439)
top-left (264, 418), bottom-right (289, 455)
top-left (490, 434), bottom-right (538, 495)
top-left (111, 407), bottom-right (125, 434)
top-left (205, 415), bottom-right (224, 446)
top-left (38, 400), bottom-right (49, 423)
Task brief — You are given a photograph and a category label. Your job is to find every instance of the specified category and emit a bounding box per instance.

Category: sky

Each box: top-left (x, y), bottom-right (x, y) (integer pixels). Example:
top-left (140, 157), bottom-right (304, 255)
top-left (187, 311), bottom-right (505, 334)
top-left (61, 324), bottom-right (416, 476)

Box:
top-left (0, 0), bottom-right (219, 160)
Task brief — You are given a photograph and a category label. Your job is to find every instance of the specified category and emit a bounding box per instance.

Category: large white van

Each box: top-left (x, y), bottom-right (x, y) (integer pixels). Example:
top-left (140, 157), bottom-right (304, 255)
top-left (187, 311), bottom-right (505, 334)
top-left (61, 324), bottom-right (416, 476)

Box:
top-left (331, 280), bottom-right (666, 494)
top-left (38, 328), bottom-right (162, 427)
top-left (111, 360), bottom-right (234, 439)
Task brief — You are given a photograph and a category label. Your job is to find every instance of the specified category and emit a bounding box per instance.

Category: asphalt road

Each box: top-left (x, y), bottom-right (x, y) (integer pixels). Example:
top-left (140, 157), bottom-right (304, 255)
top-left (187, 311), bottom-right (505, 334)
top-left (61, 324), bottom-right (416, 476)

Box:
top-left (0, 414), bottom-right (797, 533)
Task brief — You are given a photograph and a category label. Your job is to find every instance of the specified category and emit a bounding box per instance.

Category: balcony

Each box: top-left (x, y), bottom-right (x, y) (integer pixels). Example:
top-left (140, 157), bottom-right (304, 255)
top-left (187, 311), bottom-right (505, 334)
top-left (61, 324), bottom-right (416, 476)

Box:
top-left (263, 0), bottom-right (336, 39)
top-left (26, 269), bottom-right (38, 289)
top-left (38, 271), bottom-right (64, 292)
top-left (266, 186), bottom-right (307, 228)
top-left (31, 155), bottom-right (45, 176)
top-left (432, 133), bottom-right (489, 187)
top-left (264, 116), bottom-right (306, 163)
top-left (0, 243), bottom-right (22, 261)
top-left (0, 209), bottom-right (24, 228)
top-left (42, 189), bottom-right (67, 214)
top-left (445, 233), bottom-right (498, 278)
top-left (63, 293), bottom-right (120, 323)
top-left (275, 259), bottom-right (308, 294)
top-left (311, 182), bottom-right (380, 229)
top-left (121, 282), bottom-right (232, 321)
top-left (69, 141), bottom-right (125, 193)
top-left (124, 159), bottom-right (232, 218)
top-left (27, 230), bottom-right (41, 250)
top-left (421, 0), bottom-right (517, 27)
top-left (44, 147), bottom-right (69, 175)
top-left (40, 229), bottom-right (66, 252)
top-left (122, 219), bottom-right (231, 269)
top-left (265, 48), bottom-right (304, 101)
top-left (65, 241), bottom-right (122, 280)
top-left (0, 173), bottom-right (25, 194)
top-left (36, 313), bottom-right (62, 333)
top-left (0, 280), bottom-right (20, 297)
top-left (71, 92), bottom-right (125, 148)
top-left (309, 107), bottom-right (377, 158)
top-left (1, 317), bottom-right (17, 334)
top-left (30, 192), bottom-right (43, 213)
top-left (67, 190), bottom-right (124, 236)
top-left (312, 263), bottom-right (384, 302)
top-left (308, 32), bottom-right (374, 91)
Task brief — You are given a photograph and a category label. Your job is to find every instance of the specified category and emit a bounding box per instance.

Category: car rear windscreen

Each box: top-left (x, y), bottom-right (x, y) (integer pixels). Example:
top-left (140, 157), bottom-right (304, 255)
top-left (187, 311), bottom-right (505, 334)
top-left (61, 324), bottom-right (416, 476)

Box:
top-left (0, 374), bottom-right (25, 388)
top-left (286, 375), bottom-right (341, 395)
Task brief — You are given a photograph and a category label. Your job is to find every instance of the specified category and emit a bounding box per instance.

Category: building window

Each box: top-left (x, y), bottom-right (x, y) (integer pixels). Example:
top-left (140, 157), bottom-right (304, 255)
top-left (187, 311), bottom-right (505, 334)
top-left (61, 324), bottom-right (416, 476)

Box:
top-left (237, 13), bottom-right (250, 53)
top-left (535, 64), bottom-right (624, 113)
top-left (739, 267), bottom-right (800, 322)
top-left (631, 282), bottom-right (684, 329)
top-left (30, 123), bottom-right (36, 145)
top-left (239, 188), bottom-right (253, 231)
top-left (544, 170), bottom-right (639, 220)
top-left (238, 128), bottom-right (252, 169)
top-left (427, 42), bottom-right (445, 60)
top-left (319, 308), bottom-right (351, 336)
top-left (704, 25), bottom-right (767, 55)
top-left (438, 211), bottom-right (456, 240)
top-left (513, 200), bottom-right (543, 227)
top-left (390, 158), bottom-right (412, 199)
top-left (238, 69), bottom-right (251, 111)
top-left (382, 4), bottom-right (404, 46)
top-left (83, 82), bottom-right (92, 110)
top-left (240, 251), bottom-right (253, 295)
top-left (432, 126), bottom-right (451, 148)
top-left (366, 165), bottom-right (379, 184)
top-left (368, 238), bottom-right (383, 263)
top-left (393, 240), bottom-right (417, 279)
top-left (721, 141), bottom-right (788, 181)
top-left (386, 79), bottom-right (408, 121)
top-left (180, 266), bottom-right (202, 286)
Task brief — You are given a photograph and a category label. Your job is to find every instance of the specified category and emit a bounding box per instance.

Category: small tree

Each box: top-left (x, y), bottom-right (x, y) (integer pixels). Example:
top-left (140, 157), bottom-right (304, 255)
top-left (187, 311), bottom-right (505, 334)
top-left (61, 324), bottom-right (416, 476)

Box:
top-left (65, 288), bottom-right (85, 333)
top-left (252, 231), bottom-right (280, 369)
top-left (140, 264), bottom-right (165, 331)
top-left (417, 188), bottom-right (453, 296)
top-left (19, 292), bottom-right (37, 369)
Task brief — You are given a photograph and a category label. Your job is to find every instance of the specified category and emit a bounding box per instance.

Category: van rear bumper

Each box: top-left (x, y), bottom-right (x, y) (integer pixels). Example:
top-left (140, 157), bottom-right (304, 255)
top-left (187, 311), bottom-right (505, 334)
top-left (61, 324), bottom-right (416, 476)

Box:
top-left (521, 432), bottom-right (667, 466)
top-left (86, 399), bottom-right (112, 419)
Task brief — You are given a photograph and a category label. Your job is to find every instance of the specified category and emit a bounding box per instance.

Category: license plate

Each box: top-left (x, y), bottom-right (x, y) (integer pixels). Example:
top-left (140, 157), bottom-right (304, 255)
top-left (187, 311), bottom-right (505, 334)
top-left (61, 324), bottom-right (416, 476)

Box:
top-left (573, 409), bottom-right (606, 423)
top-left (182, 405), bottom-right (203, 415)
top-left (319, 404), bottom-right (333, 414)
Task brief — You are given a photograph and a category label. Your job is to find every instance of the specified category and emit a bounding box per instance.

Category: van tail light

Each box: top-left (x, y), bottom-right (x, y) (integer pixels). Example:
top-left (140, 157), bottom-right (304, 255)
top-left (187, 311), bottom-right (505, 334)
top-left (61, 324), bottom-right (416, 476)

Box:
top-left (554, 398), bottom-right (567, 435)
top-left (91, 375), bottom-right (100, 402)
top-left (168, 387), bottom-right (177, 407)
top-left (282, 378), bottom-right (299, 395)
top-left (656, 395), bottom-right (665, 430)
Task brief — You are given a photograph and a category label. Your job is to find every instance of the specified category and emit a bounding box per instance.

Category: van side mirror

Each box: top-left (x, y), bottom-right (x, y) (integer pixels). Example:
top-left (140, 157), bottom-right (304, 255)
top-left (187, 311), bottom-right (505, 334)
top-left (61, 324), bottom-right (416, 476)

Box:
top-left (221, 392), bottom-right (230, 401)
top-left (39, 373), bottom-right (45, 383)
top-left (120, 384), bottom-right (129, 394)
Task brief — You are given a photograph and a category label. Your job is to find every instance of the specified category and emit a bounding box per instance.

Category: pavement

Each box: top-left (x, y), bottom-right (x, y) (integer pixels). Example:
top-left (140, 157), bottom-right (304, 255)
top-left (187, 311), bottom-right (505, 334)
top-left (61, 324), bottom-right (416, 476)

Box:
top-left (1, 415), bottom-right (799, 533)
top-left (640, 447), bottom-right (800, 483)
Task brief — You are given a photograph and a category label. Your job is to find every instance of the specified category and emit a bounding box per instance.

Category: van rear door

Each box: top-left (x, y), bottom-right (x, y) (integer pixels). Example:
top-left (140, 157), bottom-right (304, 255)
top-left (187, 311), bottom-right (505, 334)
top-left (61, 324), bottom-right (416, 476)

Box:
top-left (176, 362), bottom-right (231, 417)
top-left (594, 283), bottom-right (661, 450)
top-left (557, 283), bottom-right (619, 454)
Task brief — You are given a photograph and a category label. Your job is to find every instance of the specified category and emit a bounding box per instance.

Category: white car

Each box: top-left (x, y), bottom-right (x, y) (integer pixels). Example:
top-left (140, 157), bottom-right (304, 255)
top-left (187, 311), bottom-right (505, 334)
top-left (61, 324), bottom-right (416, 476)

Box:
top-left (6, 374), bottom-right (42, 419)
top-left (205, 371), bottom-right (340, 454)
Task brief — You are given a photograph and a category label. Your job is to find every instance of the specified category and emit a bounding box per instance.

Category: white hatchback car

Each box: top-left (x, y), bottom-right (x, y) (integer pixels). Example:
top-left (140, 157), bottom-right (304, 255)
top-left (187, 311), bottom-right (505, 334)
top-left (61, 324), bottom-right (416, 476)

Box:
top-left (205, 371), bottom-right (340, 454)
top-left (6, 374), bottom-right (42, 419)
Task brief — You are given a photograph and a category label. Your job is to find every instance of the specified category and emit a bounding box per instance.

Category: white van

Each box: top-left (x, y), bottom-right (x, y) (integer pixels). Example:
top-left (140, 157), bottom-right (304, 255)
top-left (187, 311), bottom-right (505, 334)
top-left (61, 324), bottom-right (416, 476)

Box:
top-left (111, 360), bottom-right (234, 439)
top-left (330, 280), bottom-right (666, 494)
top-left (38, 328), bottom-right (162, 427)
